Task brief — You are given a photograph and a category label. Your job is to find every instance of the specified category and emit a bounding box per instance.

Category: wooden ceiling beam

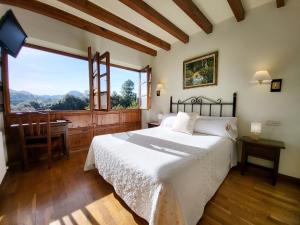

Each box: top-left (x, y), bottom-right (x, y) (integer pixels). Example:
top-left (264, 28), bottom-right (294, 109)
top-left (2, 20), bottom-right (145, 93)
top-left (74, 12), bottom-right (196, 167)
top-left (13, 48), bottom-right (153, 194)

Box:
top-left (227, 0), bottom-right (245, 22)
top-left (58, 0), bottom-right (170, 51)
top-left (276, 0), bottom-right (285, 8)
top-left (173, 0), bottom-right (213, 34)
top-left (119, 0), bottom-right (189, 43)
top-left (0, 0), bottom-right (157, 56)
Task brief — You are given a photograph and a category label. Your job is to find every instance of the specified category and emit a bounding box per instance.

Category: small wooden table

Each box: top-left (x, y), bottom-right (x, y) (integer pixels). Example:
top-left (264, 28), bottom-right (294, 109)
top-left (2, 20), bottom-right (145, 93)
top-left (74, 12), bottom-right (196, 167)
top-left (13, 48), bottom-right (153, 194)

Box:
top-left (147, 121), bottom-right (160, 128)
top-left (11, 120), bottom-right (71, 158)
top-left (238, 136), bottom-right (285, 185)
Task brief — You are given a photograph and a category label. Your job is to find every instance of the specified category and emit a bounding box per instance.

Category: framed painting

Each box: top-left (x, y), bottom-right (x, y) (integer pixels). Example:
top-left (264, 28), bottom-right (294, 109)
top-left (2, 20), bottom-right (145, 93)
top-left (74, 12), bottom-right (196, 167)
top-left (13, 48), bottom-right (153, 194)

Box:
top-left (183, 51), bottom-right (218, 89)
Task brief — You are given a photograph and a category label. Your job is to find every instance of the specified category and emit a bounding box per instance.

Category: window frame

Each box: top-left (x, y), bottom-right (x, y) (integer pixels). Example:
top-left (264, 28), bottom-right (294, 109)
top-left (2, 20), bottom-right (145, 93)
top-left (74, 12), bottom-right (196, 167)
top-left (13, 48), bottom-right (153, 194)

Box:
top-left (3, 44), bottom-right (89, 114)
top-left (108, 64), bottom-right (151, 111)
top-left (2, 44), bottom-right (151, 115)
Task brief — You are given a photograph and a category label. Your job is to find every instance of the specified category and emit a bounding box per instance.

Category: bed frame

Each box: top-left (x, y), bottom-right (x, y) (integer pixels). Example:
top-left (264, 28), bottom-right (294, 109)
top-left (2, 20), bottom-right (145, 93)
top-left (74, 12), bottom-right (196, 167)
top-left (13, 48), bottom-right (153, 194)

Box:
top-left (170, 92), bottom-right (237, 117)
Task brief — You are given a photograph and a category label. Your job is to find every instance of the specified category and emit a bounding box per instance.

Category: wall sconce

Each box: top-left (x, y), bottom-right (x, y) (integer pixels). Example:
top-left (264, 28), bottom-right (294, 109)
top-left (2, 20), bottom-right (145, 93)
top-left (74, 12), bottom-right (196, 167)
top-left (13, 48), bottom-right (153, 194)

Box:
top-left (253, 70), bottom-right (272, 84)
top-left (250, 122), bottom-right (262, 140)
top-left (156, 83), bottom-right (163, 96)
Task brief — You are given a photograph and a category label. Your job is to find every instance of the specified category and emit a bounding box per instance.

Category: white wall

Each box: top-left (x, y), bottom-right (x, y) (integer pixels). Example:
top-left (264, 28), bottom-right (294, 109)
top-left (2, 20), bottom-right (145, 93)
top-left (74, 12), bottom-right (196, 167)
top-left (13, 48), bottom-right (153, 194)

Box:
top-left (145, 1), bottom-right (300, 178)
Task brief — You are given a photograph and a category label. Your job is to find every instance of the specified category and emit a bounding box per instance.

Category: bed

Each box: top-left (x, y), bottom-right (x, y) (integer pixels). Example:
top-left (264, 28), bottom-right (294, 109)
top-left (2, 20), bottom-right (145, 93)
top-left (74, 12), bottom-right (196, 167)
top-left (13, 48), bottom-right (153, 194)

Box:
top-left (84, 93), bottom-right (238, 225)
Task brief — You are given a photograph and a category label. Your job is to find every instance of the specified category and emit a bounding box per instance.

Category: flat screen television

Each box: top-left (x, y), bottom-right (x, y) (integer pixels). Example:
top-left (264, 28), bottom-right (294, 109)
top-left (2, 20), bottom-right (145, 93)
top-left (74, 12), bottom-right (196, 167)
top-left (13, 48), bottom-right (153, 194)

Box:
top-left (0, 10), bottom-right (27, 58)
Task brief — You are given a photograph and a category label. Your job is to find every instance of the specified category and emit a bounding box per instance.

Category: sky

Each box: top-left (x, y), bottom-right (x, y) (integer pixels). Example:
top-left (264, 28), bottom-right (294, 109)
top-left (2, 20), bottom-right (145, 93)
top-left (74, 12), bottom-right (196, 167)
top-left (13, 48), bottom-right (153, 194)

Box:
top-left (8, 47), bottom-right (139, 96)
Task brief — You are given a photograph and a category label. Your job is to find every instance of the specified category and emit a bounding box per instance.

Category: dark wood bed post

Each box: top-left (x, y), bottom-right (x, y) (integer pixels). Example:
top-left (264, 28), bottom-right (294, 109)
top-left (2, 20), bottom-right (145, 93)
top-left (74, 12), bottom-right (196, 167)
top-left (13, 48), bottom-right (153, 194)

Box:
top-left (232, 92), bottom-right (237, 117)
top-left (170, 96), bottom-right (173, 113)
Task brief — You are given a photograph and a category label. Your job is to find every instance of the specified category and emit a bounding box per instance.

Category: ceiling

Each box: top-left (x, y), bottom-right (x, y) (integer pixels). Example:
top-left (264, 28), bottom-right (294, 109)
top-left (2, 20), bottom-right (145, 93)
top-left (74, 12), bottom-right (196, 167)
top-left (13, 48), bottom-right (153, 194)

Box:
top-left (8, 0), bottom-right (277, 54)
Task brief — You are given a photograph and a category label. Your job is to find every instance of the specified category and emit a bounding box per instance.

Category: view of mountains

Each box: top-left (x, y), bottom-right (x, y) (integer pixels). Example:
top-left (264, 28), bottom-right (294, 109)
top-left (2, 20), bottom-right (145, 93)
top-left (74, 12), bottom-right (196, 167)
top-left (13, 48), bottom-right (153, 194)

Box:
top-left (10, 89), bottom-right (89, 112)
top-left (10, 89), bottom-right (89, 104)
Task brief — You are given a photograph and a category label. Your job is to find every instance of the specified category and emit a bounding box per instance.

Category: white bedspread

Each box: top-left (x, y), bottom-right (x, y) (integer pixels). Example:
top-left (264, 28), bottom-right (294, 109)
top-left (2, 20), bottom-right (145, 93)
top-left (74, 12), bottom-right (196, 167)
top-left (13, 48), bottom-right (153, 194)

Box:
top-left (84, 127), bottom-right (237, 225)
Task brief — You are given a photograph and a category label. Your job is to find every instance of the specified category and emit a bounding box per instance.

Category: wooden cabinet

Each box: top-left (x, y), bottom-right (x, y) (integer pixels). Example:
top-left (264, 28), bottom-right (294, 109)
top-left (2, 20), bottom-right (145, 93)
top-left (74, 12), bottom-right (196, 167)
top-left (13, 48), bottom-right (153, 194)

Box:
top-left (68, 127), bottom-right (93, 151)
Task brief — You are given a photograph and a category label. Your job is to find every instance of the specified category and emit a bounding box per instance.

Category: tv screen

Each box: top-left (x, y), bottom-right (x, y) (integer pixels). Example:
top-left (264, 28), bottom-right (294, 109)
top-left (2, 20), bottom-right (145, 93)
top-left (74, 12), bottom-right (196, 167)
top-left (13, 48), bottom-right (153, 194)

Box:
top-left (0, 10), bottom-right (27, 58)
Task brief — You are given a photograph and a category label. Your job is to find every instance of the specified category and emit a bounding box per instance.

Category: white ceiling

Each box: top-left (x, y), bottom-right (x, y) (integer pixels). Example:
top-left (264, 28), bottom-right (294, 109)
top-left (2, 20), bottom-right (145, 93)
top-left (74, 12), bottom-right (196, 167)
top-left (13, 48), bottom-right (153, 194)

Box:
top-left (39, 0), bottom-right (274, 52)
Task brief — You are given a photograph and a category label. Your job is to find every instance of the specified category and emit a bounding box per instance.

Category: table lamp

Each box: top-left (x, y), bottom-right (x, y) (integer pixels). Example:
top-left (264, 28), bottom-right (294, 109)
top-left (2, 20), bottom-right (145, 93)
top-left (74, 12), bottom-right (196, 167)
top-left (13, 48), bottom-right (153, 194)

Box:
top-left (250, 122), bottom-right (262, 140)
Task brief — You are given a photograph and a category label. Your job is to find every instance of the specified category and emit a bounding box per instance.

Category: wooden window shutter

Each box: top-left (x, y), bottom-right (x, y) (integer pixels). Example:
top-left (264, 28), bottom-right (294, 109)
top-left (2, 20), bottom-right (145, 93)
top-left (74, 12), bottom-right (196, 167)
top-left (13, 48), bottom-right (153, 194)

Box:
top-left (88, 47), bottom-right (110, 111)
top-left (139, 65), bottom-right (151, 110)
top-left (99, 52), bottom-right (110, 111)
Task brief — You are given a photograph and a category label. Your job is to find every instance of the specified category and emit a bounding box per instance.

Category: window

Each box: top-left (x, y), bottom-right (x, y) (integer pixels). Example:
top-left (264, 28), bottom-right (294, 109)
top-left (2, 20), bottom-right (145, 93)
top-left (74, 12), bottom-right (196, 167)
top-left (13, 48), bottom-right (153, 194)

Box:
top-left (8, 46), bottom-right (89, 112)
top-left (109, 65), bottom-right (151, 110)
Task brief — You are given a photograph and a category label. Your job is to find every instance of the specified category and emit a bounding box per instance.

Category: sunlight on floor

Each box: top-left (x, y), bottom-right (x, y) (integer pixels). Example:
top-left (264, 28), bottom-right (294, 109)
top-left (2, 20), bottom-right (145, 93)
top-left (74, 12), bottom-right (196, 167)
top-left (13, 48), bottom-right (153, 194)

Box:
top-left (49, 192), bottom-right (140, 225)
top-left (62, 215), bottom-right (73, 225)
top-left (85, 193), bottom-right (116, 224)
top-left (48, 194), bottom-right (117, 225)
top-left (0, 215), bottom-right (4, 223)
top-left (85, 193), bottom-right (139, 225)
top-left (72, 210), bottom-right (92, 225)
top-left (49, 210), bottom-right (93, 225)
top-left (49, 219), bottom-right (62, 225)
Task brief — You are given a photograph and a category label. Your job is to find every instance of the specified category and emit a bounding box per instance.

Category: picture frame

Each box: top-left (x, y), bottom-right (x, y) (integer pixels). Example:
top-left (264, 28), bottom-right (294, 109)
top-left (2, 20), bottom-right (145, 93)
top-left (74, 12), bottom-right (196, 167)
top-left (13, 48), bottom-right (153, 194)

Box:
top-left (270, 79), bottom-right (282, 92)
top-left (183, 51), bottom-right (218, 89)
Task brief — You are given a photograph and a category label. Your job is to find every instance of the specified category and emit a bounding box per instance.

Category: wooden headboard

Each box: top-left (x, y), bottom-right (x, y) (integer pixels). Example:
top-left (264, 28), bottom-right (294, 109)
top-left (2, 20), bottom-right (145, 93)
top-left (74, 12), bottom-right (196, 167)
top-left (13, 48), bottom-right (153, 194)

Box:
top-left (170, 92), bottom-right (237, 117)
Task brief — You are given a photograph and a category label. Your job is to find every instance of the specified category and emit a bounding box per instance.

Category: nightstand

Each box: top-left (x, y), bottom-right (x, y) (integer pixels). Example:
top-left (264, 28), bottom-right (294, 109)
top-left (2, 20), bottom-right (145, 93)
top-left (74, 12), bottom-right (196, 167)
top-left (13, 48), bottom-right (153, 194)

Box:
top-left (147, 121), bottom-right (160, 128)
top-left (239, 136), bottom-right (285, 185)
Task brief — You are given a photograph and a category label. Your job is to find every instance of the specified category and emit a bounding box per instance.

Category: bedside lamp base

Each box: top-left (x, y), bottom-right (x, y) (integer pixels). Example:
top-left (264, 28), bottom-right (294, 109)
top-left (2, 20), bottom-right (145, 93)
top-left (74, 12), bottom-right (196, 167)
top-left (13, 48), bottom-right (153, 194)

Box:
top-left (250, 133), bottom-right (260, 141)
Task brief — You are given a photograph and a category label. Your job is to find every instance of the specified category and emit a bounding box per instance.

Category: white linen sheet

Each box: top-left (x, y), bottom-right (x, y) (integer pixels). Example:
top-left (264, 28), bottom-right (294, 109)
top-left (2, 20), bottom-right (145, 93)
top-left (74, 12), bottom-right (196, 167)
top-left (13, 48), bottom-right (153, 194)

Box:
top-left (84, 127), bottom-right (237, 225)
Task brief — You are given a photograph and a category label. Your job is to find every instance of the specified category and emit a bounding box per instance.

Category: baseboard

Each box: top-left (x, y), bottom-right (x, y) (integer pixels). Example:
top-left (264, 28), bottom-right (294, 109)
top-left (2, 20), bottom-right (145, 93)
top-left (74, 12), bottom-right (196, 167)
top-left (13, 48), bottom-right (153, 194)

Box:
top-left (236, 162), bottom-right (300, 185)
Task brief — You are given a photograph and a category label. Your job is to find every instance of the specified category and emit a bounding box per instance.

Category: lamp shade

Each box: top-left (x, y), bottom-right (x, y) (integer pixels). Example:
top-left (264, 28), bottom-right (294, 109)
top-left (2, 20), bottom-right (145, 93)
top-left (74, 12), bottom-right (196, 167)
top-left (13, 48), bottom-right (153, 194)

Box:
top-left (156, 83), bottom-right (163, 91)
top-left (253, 70), bottom-right (271, 84)
top-left (251, 122), bottom-right (262, 134)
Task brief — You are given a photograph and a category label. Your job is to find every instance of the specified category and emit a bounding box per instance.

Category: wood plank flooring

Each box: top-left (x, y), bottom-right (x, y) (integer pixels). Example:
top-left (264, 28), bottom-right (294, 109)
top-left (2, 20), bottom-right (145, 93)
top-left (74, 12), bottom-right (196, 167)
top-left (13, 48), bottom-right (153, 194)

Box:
top-left (1, 151), bottom-right (299, 225)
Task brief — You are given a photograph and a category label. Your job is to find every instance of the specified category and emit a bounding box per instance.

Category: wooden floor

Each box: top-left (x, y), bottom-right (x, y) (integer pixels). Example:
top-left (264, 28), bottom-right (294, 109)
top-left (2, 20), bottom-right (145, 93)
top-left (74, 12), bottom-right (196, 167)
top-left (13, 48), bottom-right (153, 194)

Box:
top-left (1, 151), bottom-right (300, 225)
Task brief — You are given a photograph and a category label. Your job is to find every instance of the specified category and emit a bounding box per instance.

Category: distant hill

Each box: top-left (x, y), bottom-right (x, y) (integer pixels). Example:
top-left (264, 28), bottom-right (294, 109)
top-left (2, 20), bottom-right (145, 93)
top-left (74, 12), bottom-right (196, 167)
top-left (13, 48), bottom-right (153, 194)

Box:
top-left (66, 90), bottom-right (87, 99)
top-left (10, 90), bottom-right (61, 105)
top-left (10, 89), bottom-right (89, 111)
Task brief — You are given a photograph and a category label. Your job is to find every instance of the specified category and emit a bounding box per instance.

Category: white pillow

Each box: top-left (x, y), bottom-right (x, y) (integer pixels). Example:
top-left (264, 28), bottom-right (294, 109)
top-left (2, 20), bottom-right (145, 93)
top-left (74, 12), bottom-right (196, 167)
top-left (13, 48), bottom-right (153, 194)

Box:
top-left (160, 113), bottom-right (177, 128)
top-left (194, 116), bottom-right (238, 140)
top-left (172, 112), bottom-right (198, 135)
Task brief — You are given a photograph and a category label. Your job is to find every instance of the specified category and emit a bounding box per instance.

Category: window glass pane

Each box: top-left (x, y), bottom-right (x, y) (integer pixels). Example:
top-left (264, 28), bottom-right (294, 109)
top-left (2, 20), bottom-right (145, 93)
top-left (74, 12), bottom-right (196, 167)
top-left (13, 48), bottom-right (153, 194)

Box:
top-left (140, 72), bottom-right (147, 84)
top-left (93, 76), bottom-right (98, 92)
top-left (100, 75), bottom-right (107, 92)
top-left (8, 47), bottom-right (89, 112)
top-left (110, 66), bottom-right (139, 109)
top-left (140, 72), bottom-right (148, 109)
top-left (141, 83), bottom-right (147, 96)
top-left (94, 93), bottom-right (99, 110)
top-left (100, 63), bottom-right (107, 75)
top-left (101, 92), bottom-right (107, 109)
top-left (140, 96), bottom-right (147, 109)
top-left (93, 58), bottom-right (98, 74)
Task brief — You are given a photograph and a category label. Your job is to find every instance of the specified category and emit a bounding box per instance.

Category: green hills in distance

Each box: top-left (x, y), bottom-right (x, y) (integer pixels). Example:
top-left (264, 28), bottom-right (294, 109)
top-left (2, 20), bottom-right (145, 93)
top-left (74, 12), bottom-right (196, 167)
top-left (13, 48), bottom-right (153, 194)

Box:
top-left (10, 89), bottom-right (89, 112)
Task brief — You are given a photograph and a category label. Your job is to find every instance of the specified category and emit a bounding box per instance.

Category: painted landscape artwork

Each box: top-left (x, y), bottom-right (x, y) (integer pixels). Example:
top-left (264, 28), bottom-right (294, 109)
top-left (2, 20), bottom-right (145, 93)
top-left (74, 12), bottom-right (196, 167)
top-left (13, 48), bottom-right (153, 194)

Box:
top-left (183, 51), bottom-right (218, 89)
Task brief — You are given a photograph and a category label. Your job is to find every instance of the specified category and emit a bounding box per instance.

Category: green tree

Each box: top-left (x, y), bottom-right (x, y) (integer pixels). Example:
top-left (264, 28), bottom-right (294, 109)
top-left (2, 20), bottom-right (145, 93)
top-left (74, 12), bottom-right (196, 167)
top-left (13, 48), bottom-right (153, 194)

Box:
top-left (120, 79), bottom-right (137, 108)
top-left (51, 95), bottom-right (88, 110)
top-left (111, 91), bottom-right (123, 109)
top-left (29, 101), bottom-right (41, 110)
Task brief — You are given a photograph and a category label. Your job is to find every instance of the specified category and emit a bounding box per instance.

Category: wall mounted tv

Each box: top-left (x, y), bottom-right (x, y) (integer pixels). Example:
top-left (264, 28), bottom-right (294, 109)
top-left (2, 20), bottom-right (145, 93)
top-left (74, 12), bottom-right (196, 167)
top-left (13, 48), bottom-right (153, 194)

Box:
top-left (0, 10), bottom-right (27, 58)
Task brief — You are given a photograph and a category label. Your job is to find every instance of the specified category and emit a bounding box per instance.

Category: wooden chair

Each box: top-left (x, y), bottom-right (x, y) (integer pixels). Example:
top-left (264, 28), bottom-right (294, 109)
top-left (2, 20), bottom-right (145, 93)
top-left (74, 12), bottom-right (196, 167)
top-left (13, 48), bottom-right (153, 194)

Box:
top-left (17, 112), bottom-right (52, 170)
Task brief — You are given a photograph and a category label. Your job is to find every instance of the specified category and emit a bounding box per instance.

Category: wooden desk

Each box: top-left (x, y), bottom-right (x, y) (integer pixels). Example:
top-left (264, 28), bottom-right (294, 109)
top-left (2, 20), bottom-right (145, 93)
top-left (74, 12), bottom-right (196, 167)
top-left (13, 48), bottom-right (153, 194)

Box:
top-left (238, 136), bottom-right (285, 185)
top-left (11, 120), bottom-right (71, 158)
